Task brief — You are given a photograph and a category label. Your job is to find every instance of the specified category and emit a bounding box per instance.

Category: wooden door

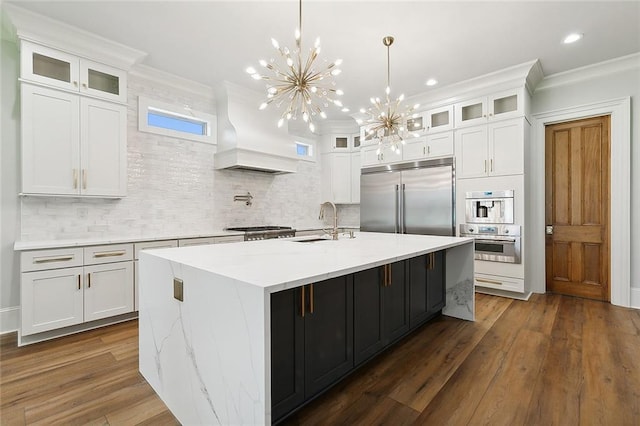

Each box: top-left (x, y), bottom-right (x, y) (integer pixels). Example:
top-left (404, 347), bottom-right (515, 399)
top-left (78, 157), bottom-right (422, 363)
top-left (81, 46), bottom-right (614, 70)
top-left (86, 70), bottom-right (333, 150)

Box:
top-left (545, 116), bottom-right (610, 300)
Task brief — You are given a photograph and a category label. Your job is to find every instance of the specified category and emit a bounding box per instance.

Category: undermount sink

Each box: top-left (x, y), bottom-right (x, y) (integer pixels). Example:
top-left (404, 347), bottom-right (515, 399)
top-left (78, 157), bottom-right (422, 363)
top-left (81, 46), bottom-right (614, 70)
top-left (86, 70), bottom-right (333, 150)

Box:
top-left (293, 237), bottom-right (331, 243)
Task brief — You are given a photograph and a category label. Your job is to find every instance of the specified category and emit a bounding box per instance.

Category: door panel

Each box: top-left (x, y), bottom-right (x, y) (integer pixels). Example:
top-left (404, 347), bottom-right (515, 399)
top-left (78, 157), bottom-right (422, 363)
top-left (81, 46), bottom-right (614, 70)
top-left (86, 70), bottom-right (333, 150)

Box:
top-left (382, 261), bottom-right (409, 344)
top-left (545, 116), bottom-right (610, 300)
top-left (402, 165), bottom-right (454, 236)
top-left (270, 288), bottom-right (304, 421)
top-left (304, 276), bottom-right (353, 398)
top-left (353, 268), bottom-right (383, 366)
top-left (360, 171), bottom-right (400, 233)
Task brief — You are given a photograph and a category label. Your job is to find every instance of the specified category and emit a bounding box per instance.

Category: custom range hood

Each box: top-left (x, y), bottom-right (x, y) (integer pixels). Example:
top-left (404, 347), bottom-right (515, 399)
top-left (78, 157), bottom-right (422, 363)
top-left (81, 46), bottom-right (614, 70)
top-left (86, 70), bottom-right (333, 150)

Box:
top-left (214, 82), bottom-right (299, 174)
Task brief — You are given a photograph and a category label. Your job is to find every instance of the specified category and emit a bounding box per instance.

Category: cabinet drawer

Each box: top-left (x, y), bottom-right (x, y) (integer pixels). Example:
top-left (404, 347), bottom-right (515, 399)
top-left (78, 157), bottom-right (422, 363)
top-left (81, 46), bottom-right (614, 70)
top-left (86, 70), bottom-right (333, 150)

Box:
top-left (84, 244), bottom-right (133, 265)
top-left (134, 240), bottom-right (178, 259)
top-left (178, 237), bottom-right (217, 247)
top-left (212, 235), bottom-right (245, 244)
top-left (21, 248), bottom-right (84, 272)
top-left (474, 274), bottom-right (524, 293)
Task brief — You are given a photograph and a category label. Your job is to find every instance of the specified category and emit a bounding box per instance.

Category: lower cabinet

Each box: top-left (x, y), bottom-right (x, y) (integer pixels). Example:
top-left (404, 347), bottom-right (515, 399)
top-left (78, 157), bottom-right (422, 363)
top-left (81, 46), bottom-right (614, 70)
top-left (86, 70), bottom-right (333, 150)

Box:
top-left (271, 276), bottom-right (353, 421)
top-left (353, 261), bottom-right (409, 366)
top-left (20, 244), bottom-right (134, 337)
top-left (408, 251), bottom-right (446, 328)
top-left (271, 251), bottom-right (445, 423)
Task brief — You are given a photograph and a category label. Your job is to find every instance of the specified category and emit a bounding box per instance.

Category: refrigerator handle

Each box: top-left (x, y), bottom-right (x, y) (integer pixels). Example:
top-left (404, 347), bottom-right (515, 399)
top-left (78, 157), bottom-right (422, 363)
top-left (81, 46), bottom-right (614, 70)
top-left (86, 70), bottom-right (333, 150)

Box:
top-left (401, 183), bottom-right (406, 234)
top-left (395, 184), bottom-right (400, 233)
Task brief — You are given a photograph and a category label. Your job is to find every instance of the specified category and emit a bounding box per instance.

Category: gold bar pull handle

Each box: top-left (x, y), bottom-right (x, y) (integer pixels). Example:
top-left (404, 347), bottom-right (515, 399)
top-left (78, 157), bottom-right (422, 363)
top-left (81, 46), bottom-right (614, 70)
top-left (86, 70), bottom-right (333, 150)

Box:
top-left (82, 169), bottom-right (87, 190)
top-left (34, 256), bottom-right (74, 264)
top-left (73, 169), bottom-right (78, 189)
top-left (300, 285), bottom-right (305, 318)
top-left (484, 160), bottom-right (487, 173)
top-left (94, 250), bottom-right (127, 258)
top-left (87, 272), bottom-right (91, 288)
top-left (77, 274), bottom-right (81, 290)
top-left (490, 159), bottom-right (493, 172)
top-left (387, 264), bottom-right (391, 287)
top-left (476, 277), bottom-right (503, 285)
top-left (309, 284), bottom-right (314, 314)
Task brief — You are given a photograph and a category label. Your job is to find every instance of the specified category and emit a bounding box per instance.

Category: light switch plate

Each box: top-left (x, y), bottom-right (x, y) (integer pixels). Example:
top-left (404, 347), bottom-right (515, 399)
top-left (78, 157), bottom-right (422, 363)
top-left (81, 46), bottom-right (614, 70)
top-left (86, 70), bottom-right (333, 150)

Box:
top-left (173, 278), bottom-right (184, 302)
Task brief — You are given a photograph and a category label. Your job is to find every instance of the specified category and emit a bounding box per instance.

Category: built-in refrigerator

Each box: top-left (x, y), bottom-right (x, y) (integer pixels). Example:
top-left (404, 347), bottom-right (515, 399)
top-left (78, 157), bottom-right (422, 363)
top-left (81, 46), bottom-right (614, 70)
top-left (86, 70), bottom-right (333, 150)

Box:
top-left (360, 157), bottom-right (455, 236)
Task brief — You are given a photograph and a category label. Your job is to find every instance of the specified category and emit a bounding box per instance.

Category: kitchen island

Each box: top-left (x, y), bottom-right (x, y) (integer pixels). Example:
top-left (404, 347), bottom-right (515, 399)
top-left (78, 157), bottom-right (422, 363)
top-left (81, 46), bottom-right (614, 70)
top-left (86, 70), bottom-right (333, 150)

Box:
top-left (138, 232), bottom-right (474, 425)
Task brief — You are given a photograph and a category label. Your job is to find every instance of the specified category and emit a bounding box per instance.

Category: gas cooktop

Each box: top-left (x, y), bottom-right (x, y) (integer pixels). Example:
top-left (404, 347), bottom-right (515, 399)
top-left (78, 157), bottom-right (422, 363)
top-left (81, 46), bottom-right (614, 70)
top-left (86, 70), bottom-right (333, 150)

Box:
top-left (225, 226), bottom-right (295, 241)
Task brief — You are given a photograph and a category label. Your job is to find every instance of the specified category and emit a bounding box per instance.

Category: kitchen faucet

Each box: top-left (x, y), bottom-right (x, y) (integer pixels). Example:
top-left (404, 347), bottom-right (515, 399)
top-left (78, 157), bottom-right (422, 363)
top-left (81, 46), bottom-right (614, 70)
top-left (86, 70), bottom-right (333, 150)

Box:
top-left (319, 201), bottom-right (339, 240)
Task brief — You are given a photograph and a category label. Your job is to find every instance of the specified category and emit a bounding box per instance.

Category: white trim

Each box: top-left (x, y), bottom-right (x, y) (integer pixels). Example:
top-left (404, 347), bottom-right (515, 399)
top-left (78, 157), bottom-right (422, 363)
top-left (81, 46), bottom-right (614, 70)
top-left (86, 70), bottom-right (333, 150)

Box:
top-left (631, 288), bottom-right (640, 310)
top-left (0, 306), bottom-right (19, 334)
top-left (130, 64), bottom-right (215, 102)
top-left (138, 96), bottom-right (216, 145)
top-left (3, 3), bottom-right (146, 70)
top-left (536, 53), bottom-right (640, 92)
top-left (530, 97), bottom-right (631, 307)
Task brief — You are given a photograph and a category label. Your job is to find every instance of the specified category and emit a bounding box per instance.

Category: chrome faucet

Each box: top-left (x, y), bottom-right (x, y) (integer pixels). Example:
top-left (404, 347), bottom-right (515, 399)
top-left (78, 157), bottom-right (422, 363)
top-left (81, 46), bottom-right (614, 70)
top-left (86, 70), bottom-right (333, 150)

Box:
top-left (319, 201), bottom-right (339, 240)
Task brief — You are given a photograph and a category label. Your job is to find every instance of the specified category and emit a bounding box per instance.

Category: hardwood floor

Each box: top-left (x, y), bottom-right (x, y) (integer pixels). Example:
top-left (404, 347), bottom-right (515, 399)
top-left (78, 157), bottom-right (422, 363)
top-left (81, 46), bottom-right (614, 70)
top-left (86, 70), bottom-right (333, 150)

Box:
top-left (1, 293), bottom-right (638, 425)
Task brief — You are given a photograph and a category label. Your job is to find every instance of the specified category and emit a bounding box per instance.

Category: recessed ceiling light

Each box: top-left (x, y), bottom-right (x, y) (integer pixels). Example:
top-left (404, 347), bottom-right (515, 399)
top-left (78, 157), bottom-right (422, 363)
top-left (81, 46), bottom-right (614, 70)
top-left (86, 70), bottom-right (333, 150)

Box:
top-left (563, 33), bottom-right (583, 44)
top-left (426, 78), bottom-right (438, 86)
top-left (341, 107), bottom-right (350, 112)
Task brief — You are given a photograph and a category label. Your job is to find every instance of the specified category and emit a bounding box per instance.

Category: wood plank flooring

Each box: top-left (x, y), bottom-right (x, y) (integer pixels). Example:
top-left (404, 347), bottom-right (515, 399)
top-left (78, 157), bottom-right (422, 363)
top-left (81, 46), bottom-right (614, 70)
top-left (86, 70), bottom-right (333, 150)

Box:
top-left (1, 293), bottom-right (639, 425)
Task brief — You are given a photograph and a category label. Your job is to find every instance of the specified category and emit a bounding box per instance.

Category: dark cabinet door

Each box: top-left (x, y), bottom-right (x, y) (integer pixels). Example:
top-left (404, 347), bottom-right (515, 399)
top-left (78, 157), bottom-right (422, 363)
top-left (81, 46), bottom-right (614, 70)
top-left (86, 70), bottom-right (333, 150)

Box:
top-left (271, 287), bottom-right (304, 421)
top-left (304, 275), bottom-right (354, 398)
top-left (427, 251), bottom-right (446, 313)
top-left (382, 261), bottom-right (410, 344)
top-left (353, 267), bottom-right (384, 366)
top-left (408, 254), bottom-right (429, 328)
top-left (409, 251), bottom-right (446, 329)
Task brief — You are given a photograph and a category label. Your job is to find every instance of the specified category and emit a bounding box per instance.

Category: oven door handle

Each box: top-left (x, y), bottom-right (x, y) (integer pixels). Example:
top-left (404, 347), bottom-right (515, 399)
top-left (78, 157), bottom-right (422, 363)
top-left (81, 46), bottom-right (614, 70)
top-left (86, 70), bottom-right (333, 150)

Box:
top-left (473, 237), bottom-right (517, 243)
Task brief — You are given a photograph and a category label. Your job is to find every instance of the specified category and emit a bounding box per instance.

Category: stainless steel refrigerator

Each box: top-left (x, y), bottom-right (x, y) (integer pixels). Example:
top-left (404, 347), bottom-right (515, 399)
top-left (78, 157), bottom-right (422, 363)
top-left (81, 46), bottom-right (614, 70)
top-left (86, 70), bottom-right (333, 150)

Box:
top-left (360, 157), bottom-right (455, 236)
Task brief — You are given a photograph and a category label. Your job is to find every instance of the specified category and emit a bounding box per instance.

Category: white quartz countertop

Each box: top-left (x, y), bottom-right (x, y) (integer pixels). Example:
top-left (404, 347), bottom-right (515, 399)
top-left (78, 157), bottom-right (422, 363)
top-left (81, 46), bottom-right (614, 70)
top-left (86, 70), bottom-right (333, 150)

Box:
top-left (13, 230), bottom-right (244, 251)
top-left (141, 232), bottom-right (473, 293)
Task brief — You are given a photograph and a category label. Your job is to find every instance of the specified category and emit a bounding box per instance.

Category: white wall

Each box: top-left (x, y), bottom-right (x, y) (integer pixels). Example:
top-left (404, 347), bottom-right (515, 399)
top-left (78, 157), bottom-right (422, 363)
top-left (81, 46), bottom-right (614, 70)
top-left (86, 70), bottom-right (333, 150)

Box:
top-left (0, 19), bottom-right (21, 331)
top-left (530, 57), bottom-right (640, 306)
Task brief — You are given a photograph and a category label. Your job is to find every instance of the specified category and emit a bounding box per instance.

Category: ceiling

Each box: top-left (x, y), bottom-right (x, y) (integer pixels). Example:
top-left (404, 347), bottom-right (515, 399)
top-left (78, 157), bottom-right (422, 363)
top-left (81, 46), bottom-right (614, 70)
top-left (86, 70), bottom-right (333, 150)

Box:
top-left (6, 1), bottom-right (640, 120)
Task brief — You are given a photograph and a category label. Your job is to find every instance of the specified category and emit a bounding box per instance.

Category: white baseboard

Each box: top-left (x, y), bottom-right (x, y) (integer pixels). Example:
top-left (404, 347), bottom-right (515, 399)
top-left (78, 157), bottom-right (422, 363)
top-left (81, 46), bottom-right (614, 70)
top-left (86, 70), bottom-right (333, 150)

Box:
top-left (631, 288), bottom-right (640, 310)
top-left (0, 306), bottom-right (19, 334)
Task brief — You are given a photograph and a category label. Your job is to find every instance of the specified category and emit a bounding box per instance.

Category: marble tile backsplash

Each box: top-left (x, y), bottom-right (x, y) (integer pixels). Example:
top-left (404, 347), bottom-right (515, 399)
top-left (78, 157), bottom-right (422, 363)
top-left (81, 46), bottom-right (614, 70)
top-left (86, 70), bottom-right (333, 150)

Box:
top-left (19, 75), bottom-right (359, 242)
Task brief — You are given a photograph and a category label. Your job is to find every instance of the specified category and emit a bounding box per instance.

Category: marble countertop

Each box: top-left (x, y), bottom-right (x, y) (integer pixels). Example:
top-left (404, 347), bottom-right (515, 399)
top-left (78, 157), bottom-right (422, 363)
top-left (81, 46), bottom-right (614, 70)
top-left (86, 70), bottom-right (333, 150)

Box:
top-left (141, 232), bottom-right (473, 293)
top-left (13, 226), bottom-right (360, 251)
top-left (13, 230), bottom-right (244, 251)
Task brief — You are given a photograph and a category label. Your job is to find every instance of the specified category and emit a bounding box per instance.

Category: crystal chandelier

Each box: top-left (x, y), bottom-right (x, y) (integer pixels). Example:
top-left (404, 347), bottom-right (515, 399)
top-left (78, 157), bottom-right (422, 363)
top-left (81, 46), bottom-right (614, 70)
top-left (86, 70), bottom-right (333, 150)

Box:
top-left (246, 0), bottom-right (344, 133)
top-left (362, 36), bottom-right (419, 154)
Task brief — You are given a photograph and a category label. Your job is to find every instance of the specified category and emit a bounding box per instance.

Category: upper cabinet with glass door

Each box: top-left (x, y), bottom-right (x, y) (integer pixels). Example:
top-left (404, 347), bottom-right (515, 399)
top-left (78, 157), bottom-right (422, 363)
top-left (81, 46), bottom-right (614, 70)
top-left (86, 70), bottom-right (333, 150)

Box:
top-left (454, 88), bottom-right (525, 128)
top-left (407, 104), bottom-right (454, 136)
top-left (21, 41), bottom-right (127, 103)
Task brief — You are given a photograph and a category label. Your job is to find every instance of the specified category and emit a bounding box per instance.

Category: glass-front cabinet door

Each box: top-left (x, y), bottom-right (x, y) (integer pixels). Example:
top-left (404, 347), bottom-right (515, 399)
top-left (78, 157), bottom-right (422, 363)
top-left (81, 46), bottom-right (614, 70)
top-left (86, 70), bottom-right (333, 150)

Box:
top-left (20, 40), bottom-right (127, 103)
top-left (80, 59), bottom-right (127, 103)
top-left (21, 41), bottom-right (80, 91)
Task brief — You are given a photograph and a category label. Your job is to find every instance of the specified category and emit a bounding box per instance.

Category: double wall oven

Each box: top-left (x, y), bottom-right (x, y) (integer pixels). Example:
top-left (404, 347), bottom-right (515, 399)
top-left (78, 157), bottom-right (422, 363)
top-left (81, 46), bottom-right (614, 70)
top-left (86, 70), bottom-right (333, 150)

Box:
top-left (459, 190), bottom-right (521, 264)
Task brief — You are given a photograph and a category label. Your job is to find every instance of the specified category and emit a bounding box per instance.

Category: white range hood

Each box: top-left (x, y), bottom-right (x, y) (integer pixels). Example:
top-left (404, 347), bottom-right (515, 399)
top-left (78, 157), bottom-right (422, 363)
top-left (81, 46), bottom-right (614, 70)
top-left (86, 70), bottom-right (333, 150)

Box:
top-left (214, 82), bottom-right (298, 174)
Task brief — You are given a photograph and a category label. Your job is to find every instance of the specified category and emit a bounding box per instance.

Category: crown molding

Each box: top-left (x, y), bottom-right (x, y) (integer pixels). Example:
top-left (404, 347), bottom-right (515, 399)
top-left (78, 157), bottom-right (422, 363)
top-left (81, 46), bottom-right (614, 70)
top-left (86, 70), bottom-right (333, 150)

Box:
top-left (535, 52), bottom-right (640, 92)
top-left (407, 59), bottom-right (542, 110)
top-left (3, 3), bottom-right (146, 69)
top-left (130, 64), bottom-right (215, 101)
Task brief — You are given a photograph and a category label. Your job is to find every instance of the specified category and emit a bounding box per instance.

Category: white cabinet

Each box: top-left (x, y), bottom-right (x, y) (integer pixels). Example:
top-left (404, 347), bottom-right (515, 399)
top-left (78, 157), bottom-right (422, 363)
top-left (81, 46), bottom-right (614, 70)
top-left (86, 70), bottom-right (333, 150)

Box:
top-left (21, 267), bottom-right (84, 335)
top-left (21, 83), bottom-right (127, 197)
top-left (360, 144), bottom-right (403, 167)
top-left (402, 132), bottom-right (454, 162)
top-left (455, 118), bottom-right (525, 179)
top-left (454, 88), bottom-right (524, 128)
top-left (407, 105), bottom-right (454, 136)
top-left (20, 244), bottom-right (134, 337)
top-left (84, 262), bottom-right (133, 322)
top-left (134, 240), bottom-right (178, 311)
top-left (326, 133), bottom-right (360, 152)
top-left (322, 152), bottom-right (360, 204)
top-left (21, 40), bottom-right (127, 103)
